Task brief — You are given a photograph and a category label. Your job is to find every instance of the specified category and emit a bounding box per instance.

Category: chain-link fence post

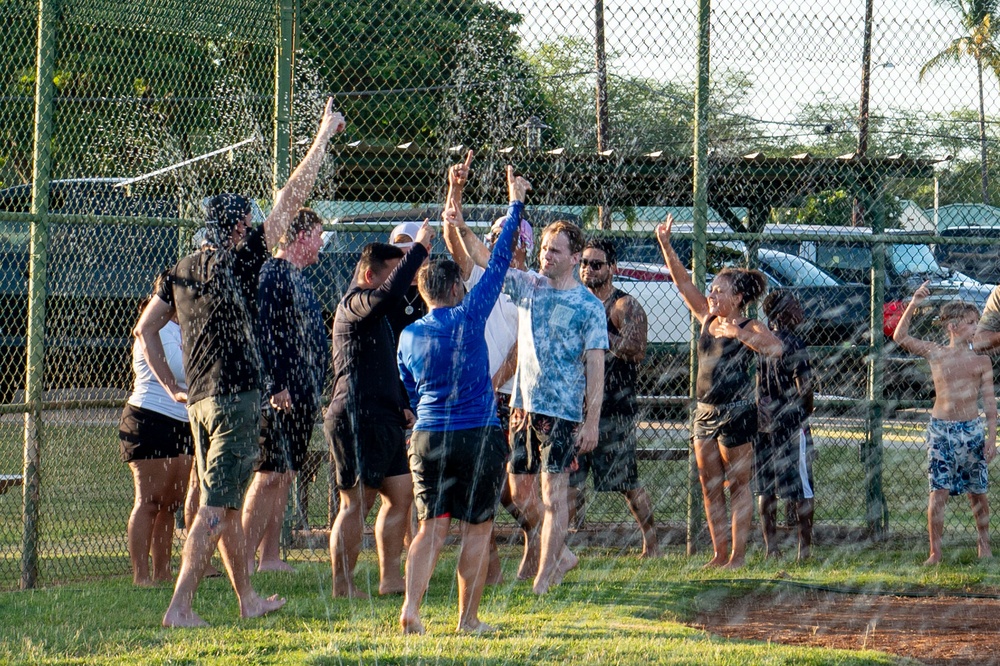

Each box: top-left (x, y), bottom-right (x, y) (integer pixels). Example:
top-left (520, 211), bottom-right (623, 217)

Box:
top-left (864, 170), bottom-right (888, 536)
top-left (274, 0), bottom-right (294, 193)
top-left (21, 0), bottom-right (57, 590)
top-left (686, 0), bottom-right (712, 557)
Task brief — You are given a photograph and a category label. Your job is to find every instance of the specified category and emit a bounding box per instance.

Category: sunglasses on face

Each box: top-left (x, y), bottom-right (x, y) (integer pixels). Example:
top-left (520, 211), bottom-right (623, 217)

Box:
top-left (579, 258), bottom-right (608, 270)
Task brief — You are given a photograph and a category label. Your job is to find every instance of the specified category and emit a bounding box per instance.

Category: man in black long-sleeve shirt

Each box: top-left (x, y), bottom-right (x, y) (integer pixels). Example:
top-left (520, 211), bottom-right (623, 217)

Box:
top-left (325, 221), bottom-right (435, 598)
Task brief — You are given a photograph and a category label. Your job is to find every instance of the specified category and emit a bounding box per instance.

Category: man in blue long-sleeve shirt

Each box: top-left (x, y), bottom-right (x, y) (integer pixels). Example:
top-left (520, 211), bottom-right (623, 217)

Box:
top-left (325, 222), bottom-right (435, 598)
top-left (396, 167), bottom-right (529, 635)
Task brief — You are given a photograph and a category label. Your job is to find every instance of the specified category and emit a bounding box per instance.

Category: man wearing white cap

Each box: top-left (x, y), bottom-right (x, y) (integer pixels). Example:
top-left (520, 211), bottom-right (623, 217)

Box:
top-left (386, 221), bottom-right (428, 341)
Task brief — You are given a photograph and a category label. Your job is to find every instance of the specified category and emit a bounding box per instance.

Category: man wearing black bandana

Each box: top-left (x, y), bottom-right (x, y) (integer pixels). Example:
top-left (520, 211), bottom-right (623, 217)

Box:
top-left (136, 99), bottom-right (345, 628)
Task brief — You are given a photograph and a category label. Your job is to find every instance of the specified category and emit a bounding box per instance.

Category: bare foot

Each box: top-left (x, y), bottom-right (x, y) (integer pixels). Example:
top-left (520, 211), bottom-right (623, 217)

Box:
top-left (923, 554), bottom-right (941, 566)
top-left (240, 593), bottom-right (286, 619)
top-left (979, 544), bottom-right (993, 559)
top-left (333, 583), bottom-right (370, 599)
top-left (458, 620), bottom-right (498, 634)
top-left (257, 559), bottom-right (295, 573)
top-left (702, 553), bottom-right (728, 569)
top-left (763, 548), bottom-right (782, 560)
top-left (722, 555), bottom-right (745, 570)
top-left (531, 579), bottom-right (550, 595)
top-left (516, 551), bottom-right (538, 581)
top-left (134, 577), bottom-right (155, 588)
top-left (162, 607), bottom-right (209, 628)
top-left (379, 580), bottom-right (406, 596)
top-left (400, 613), bottom-right (425, 635)
top-left (797, 546), bottom-right (812, 563)
top-left (639, 544), bottom-right (661, 559)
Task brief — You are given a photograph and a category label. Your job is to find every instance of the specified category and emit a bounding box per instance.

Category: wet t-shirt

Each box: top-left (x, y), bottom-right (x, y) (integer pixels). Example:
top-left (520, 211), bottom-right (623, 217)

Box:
top-left (504, 271), bottom-right (609, 423)
top-left (757, 329), bottom-right (811, 433)
top-left (157, 225), bottom-right (267, 405)
top-left (258, 257), bottom-right (329, 410)
top-left (696, 315), bottom-right (754, 405)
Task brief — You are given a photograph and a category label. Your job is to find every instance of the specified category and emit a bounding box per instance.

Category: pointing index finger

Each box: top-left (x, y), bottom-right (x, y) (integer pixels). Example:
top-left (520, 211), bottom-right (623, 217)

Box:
top-left (464, 149), bottom-right (474, 169)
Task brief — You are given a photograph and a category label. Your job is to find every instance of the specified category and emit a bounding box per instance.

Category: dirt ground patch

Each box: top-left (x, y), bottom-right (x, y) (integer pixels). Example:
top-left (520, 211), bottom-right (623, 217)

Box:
top-left (691, 585), bottom-right (1000, 665)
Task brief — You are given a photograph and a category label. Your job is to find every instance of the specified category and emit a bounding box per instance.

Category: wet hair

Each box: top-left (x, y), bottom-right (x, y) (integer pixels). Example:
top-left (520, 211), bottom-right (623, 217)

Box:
top-left (138, 270), bottom-right (170, 314)
top-left (356, 242), bottom-right (405, 281)
top-left (716, 267), bottom-right (768, 308)
top-left (584, 238), bottom-right (617, 265)
top-left (205, 193), bottom-right (251, 246)
top-left (417, 258), bottom-right (463, 305)
top-left (938, 300), bottom-right (980, 325)
top-left (279, 208), bottom-right (322, 247)
top-left (541, 220), bottom-right (585, 255)
top-left (762, 289), bottom-right (802, 330)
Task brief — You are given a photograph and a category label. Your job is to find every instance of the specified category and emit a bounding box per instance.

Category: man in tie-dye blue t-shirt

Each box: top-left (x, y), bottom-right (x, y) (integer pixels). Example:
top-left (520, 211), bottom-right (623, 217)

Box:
top-left (504, 220), bottom-right (608, 595)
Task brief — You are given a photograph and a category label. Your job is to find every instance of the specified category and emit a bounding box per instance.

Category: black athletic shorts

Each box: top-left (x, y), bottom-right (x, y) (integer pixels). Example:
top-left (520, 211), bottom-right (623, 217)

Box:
top-left (118, 403), bottom-right (194, 462)
top-left (570, 412), bottom-right (641, 492)
top-left (256, 405), bottom-right (318, 474)
top-left (409, 426), bottom-right (508, 524)
top-left (508, 412), bottom-right (579, 475)
top-left (692, 400), bottom-right (756, 448)
top-left (325, 415), bottom-right (410, 490)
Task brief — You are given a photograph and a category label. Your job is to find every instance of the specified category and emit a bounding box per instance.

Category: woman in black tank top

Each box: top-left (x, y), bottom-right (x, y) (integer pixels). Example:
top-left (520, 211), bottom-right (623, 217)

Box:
top-left (656, 216), bottom-right (783, 569)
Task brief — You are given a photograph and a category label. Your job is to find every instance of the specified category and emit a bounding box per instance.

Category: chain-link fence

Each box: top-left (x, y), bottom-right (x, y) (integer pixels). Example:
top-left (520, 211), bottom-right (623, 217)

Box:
top-left (5, 0), bottom-right (1000, 589)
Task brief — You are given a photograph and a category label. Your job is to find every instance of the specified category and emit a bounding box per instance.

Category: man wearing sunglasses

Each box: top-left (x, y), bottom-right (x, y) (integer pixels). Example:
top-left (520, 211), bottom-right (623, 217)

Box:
top-left (573, 239), bottom-right (659, 558)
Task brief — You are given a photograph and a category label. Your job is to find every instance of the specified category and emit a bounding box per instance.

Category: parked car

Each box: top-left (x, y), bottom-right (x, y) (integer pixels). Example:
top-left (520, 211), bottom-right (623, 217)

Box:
top-left (761, 223), bottom-right (996, 398)
top-left (933, 226), bottom-right (1000, 285)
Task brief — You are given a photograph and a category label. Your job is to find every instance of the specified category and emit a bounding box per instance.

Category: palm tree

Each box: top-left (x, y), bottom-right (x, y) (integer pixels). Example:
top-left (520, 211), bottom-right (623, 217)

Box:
top-left (920, 0), bottom-right (1000, 204)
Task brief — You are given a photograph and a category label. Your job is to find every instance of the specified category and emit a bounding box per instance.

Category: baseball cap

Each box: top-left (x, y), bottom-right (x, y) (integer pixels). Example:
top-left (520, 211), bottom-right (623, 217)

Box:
top-left (205, 193), bottom-right (252, 245)
top-left (389, 221), bottom-right (422, 249)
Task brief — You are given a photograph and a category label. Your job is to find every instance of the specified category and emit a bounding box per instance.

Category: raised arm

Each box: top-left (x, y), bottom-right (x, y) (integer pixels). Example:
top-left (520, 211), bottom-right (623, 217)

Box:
top-left (134, 296), bottom-right (186, 403)
top-left (263, 98), bottom-right (346, 250)
top-left (609, 295), bottom-right (647, 363)
top-left (442, 152), bottom-right (476, 279)
top-left (892, 280), bottom-right (937, 358)
top-left (655, 216), bottom-right (709, 323)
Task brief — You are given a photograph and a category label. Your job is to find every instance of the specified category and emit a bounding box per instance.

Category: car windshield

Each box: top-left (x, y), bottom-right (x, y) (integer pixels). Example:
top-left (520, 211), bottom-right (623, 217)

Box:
top-left (890, 243), bottom-right (947, 277)
top-left (759, 252), bottom-right (841, 287)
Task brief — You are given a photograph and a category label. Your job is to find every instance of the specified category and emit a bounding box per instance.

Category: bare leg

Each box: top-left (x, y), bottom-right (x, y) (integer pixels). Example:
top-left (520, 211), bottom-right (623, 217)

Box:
top-left (256, 471), bottom-right (295, 572)
top-left (720, 442), bottom-right (753, 569)
top-left (796, 498), bottom-right (814, 562)
top-left (399, 517), bottom-right (450, 635)
top-left (375, 474), bottom-right (412, 595)
top-left (693, 438), bottom-right (730, 567)
top-left (567, 484), bottom-right (587, 531)
top-left (162, 505), bottom-right (284, 627)
top-left (925, 489), bottom-right (948, 565)
top-left (242, 470), bottom-right (294, 573)
top-left (759, 495), bottom-right (780, 559)
top-left (129, 458), bottom-right (191, 586)
top-left (128, 461), bottom-right (159, 586)
top-left (970, 492), bottom-right (992, 559)
top-left (329, 485), bottom-right (375, 598)
top-left (533, 471), bottom-right (574, 595)
top-left (623, 487), bottom-right (660, 557)
top-left (185, 467), bottom-right (220, 578)
top-left (508, 473), bottom-right (541, 580)
top-left (457, 520), bottom-right (496, 633)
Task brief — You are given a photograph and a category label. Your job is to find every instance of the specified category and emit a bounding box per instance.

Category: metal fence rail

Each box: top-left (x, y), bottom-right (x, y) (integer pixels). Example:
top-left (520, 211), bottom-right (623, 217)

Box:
top-left (4, 0), bottom-right (1000, 589)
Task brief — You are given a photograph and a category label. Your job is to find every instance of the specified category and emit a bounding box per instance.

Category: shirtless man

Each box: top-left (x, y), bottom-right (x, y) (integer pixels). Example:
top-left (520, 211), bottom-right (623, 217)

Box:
top-left (895, 281), bottom-right (997, 565)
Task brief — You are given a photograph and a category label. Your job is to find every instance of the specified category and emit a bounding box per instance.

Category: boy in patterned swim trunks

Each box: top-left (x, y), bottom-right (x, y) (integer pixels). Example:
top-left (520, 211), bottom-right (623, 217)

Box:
top-left (893, 281), bottom-right (997, 565)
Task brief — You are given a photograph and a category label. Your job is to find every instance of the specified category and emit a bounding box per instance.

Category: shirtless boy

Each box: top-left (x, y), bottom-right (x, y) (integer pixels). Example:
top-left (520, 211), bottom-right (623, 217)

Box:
top-left (893, 281), bottom-right (997, 565)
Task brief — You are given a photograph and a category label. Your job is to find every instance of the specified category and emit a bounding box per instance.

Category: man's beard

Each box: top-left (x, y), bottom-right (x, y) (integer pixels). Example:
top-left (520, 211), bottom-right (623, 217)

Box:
top-left (584, 274), bottom-right (610, 290)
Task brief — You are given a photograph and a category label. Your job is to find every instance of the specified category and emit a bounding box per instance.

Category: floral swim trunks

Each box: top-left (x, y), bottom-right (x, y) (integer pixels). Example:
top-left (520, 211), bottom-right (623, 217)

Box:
top-left (926, 417), bottom-right (988, 496)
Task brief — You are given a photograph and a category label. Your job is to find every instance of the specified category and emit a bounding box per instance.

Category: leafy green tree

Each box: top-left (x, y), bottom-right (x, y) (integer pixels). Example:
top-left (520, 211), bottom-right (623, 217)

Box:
top-left (920, 0), bottom-right (1000, 204)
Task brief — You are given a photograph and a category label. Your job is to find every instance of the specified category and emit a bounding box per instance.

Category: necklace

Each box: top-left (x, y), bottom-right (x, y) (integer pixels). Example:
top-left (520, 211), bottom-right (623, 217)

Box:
top-left (403, 290), bottom-right (420, 316)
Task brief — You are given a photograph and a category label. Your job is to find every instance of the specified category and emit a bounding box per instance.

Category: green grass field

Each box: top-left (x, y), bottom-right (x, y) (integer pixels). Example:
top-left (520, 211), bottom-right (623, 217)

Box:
top-left (2, 546), bottom-right (983, 665)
